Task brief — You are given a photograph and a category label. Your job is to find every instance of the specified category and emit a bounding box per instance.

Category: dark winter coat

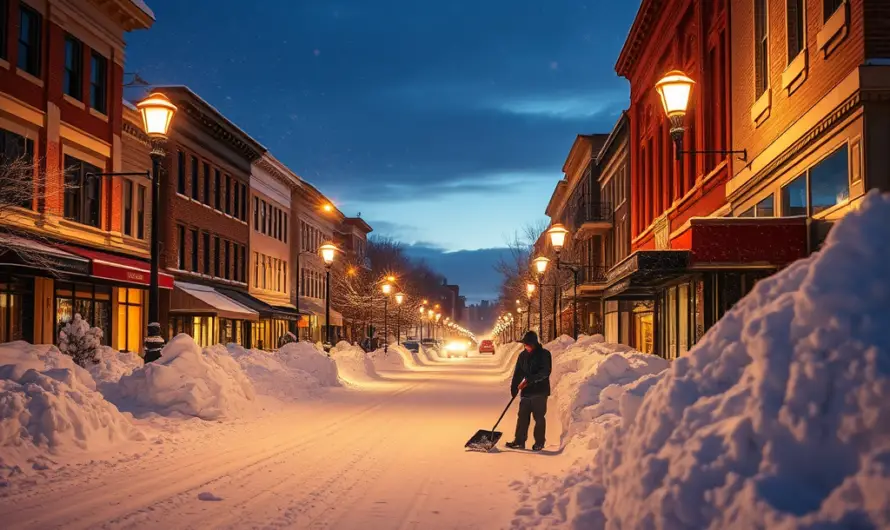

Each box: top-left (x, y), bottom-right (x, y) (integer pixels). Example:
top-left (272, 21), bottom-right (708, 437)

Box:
top-left (510, 345), bottom-right (552, 398)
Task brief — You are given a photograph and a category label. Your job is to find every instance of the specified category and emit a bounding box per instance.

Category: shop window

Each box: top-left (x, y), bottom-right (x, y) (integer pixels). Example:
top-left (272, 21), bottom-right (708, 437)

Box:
top-left (116, 288), bottom-right (144, 353)
top-left (666, 287), bottom-right (677, 360)
top-left (169, 315), bottom-right (216, 347)
top-left (678, 283), bottom-right (690, 356)
top-left (0, 276), bottom-right (34, 343)
top-left (754, 0), bottom-right (769, 98)
top-left (218, 318), bottom-right (241, 345)
top-left (55, 282), bottom-right (111, 345)
top-left (18, 3), bottom-right (41, 76)
top-left (190, 156), bottom-right (199, 200)
top-left (177, 151), bottom-right (186, 194)
top-left (0, 128), bottom-right (35, 208)
top-left (63, 155), bottom-right (102, 228)
top-left (90, 52), bottom-right (107, 114)
top-left (787, 0), bottom-right (805, 61)
top-left (781, 174), bottom-right (807, 216)
top-left (177, 225), bottom-right (186, 269)
top-left (810, 146), bottom-right (849, 214)
top-left (756, 195), bottom-right (774, 217)
top-left (63, 36), bottom-right (83, 100)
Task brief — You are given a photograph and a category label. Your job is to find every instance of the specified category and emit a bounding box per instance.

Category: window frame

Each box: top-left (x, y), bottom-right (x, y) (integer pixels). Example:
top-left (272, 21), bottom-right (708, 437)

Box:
top-left (190, 155), bottom-right (199, 201)
top-left (177, 225), bottom-right (186, 269)
top-left (17, 2), bottom-right (41, 77)
top-left (89, 52), bottom-right (108, 114)
top-left (63, 35), bottom-right (83, 100)
top-left (202, 231), bottom-right (210, 274)
top-left (780, 144), bottom-right (850, 218)
top-left (190, 228), bottom-right (198, 272)
top-left (786, 0), bottom-right (806, 62)
top-left (63, 155), bottom-right (102, 228)
top-left (0, 0), bottom-right (8, 60)
top-left (823, 0), bottom-right (844, 22)
top-left (136, 184), bottom-right (145, 239)
top-left (177, 151), bottom-right (186, 195)
top-left (754, 0), bottom-right (770, 98)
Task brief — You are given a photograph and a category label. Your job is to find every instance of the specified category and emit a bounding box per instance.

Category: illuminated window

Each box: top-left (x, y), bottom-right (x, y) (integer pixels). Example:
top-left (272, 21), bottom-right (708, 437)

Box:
top-left (116, 288), bottom-right (144, 354)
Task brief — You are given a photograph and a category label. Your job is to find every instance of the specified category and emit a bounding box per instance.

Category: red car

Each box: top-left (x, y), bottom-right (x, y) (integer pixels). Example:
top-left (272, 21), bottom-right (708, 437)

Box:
top-left (479, 340), bottom-right (495, 354)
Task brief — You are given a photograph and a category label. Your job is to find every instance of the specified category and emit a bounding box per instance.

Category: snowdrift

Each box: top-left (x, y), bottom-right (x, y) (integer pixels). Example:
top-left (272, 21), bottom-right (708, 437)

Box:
top-left (513, 191), bottom-right (890, 529)
top-left (111, 334), bottom-right (256, 420)
top-left (330, 341), bottom-right (380, 385)
top-left (0, 342), bottom-right (144, 477)
top-left (88, 346), bottom-right (143, 389)
top-left (368, 344), bottom-right (416, 371)
top-left (218, 343), bottom-right (338, 401)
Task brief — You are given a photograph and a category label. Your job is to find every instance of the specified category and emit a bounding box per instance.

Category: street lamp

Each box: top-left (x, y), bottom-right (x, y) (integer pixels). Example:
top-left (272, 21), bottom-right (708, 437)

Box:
top-left (548, 223), bottom-right (581, 340)
top-left (381, 282), bottom-right (392, 351)
top-left (395, 292), bottom-right (405, 345)
top-left (525, 282), bottom-right (535, 330)
top-left (435, 312), bottom-right (441, 340)
top-left (318, 242), bottom-right (339, 350)
top-left (135, 93), bottom-right (177, 363)
top-left (655, 70), bottom-right (746, 161)
top-left (533, 256), bottom-right (549, 340)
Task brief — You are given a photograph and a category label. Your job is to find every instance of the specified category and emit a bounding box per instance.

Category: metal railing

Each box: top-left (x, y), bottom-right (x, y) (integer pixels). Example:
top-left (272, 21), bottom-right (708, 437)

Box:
top-left (581, 265), bottom-right (608, 284)
top-left (567, 201), bottom-right (613, 233)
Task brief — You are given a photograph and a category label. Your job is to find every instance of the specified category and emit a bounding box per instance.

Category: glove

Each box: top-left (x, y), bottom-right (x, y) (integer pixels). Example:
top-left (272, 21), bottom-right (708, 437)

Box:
top-left (518, 379), bottom-right (528, 390)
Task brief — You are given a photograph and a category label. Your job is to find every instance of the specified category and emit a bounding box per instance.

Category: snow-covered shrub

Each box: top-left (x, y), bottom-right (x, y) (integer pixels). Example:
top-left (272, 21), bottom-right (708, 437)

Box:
top-left (57, 314), bottom-right (102, 367)
top-left (0, 341), bottom-right (144, 477)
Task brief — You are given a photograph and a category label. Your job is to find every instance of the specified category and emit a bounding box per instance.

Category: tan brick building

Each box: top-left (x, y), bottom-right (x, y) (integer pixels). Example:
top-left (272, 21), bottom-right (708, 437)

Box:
top-left (0, 0), bottom-right (157, 349)
top-left (727, 0), bottom-right (890, 245)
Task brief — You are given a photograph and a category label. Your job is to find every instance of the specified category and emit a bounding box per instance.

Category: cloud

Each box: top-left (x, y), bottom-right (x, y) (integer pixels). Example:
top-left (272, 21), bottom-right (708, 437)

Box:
top-left (403, 244), bottom-right (511, 303)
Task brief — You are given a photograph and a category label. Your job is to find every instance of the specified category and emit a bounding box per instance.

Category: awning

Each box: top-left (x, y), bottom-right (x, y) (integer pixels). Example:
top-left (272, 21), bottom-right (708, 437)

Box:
top-left (216, 288), bottom-right (300, 321)
top-left (297, 297), bottom-right (343, 326)
top-left (171, 281), bottom-right (259, 321)
top-left (603, 251), bottom-right (690, 300)
top-left (60, 245), bottom-right (174, 289)
top-left (0, 235), bottom-right (90, 275)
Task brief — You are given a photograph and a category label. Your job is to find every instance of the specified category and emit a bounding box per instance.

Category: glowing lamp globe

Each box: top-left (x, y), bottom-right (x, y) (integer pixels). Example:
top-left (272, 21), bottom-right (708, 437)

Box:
top-left (394, 292), bottom-right (405, 305)
top-left (136, 93), bottom-right (177, 139)
top-left (547, 224), bottom-right (570, 251)
top-left (533, 256), bottom-right (550, 275)
top-left (655, 70), bottom-right (695, 121)
top-left (318, 242), bottom-right (339, 265)
top-left (526, 282), bottom-right (536, 295)
top-left (382, 283), bottom-right (393, 295)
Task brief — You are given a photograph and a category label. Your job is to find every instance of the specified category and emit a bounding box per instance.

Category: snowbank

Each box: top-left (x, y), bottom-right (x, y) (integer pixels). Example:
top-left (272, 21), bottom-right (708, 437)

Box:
top-left (0, 342), bottom-right (144, 477)
top-left (368, 344), bottom-right (414, 371)
top-left (330, 341), bottom-right (379, 385)
top-left (513, 191), bottom-right (890, 529)
top-left (219, 345), bottom-right (324, 401)
top-left (88, 346), bottom-right (143, 388)
top-left (277, 342), bottom-right (340, 387)
top-left (110, 334), bottom-right (256, 420)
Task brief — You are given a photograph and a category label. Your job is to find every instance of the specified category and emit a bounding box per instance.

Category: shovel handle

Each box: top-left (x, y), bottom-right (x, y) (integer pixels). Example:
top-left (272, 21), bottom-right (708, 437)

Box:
top-left (491, 394), bottom-right (517, 434)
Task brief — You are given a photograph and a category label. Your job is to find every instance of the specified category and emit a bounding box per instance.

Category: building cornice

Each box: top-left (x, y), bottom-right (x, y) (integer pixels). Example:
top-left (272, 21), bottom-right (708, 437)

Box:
top-left (615, 0), bottom-right (664, 78)
top-left (255, 156), bottom-right (300, 190)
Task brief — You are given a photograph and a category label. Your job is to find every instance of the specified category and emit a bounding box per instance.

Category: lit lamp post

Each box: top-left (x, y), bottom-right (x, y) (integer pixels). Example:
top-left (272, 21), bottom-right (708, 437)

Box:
top-left (418, 305), bottom-right (426, 343)
top-left (319, 242), bottom-right (339, 351)
top-left (395, 292), bottom-right (405, 345)
top-left (382, 281), bottom-right (393, 351)
top-left (547, 223), bottom-right (581, 340)
top-left (427, 309), bottom-right (434, 340)
top-left (435, 312), bottom-right (441, 341)
top-left (655, 70), bottom-right (747, 162)
top-left (533, 256), bottom-right (550, 340)
top-left (135, 93), bottom-right (178, 363)
top-left (525, 282), bottom-right (535, 330)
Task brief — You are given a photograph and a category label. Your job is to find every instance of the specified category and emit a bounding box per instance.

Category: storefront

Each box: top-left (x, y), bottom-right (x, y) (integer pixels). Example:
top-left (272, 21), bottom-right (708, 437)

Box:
top-left (217, 288), bottom-right (299, 350)
top-left (605, 217), bottom-right (808, 359)
top-left (297, 297), bottom-right (343, 343)
top-left (169, 282), bottom-right (258, 347)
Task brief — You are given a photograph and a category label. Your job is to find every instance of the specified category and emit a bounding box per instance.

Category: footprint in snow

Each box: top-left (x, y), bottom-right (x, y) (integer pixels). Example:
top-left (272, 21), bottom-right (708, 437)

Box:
top-left (197, 492), bottom-right (223, 501)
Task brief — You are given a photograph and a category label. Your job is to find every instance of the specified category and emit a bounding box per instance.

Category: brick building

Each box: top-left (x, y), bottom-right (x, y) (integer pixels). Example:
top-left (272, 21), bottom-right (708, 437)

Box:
top-left (727, 0), bottom-right (890, 236)
top-left (153, 86), bottom-right (262, 348)
top-left (0, 0), bottom-right (158, 349)
top-left (606, 0), bottom-right (810, 359)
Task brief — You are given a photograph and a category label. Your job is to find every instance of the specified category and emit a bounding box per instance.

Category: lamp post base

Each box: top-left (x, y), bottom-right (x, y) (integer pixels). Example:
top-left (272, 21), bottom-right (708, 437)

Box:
top-left (144, 322), bottom-right (165, 363)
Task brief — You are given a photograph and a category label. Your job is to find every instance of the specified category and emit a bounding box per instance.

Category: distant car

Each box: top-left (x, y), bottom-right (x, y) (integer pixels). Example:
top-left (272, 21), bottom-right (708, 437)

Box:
top-left (479, 340), bottom-right (495, 354)
top-left (403, 341), bottom-right (420, 353)
top-left (421, 338), bottom-right (438, 351)
top-left (444, 340), bottom-right (469, 358)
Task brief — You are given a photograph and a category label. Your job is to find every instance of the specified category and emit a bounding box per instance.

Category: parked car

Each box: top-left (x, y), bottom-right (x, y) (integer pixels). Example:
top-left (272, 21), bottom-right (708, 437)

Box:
top-left (479, 340), bottom-right (495, 354)
top-left (403, 341), bottom-right (420, 353)
top-left (421, 338), bottom-right (439, 351)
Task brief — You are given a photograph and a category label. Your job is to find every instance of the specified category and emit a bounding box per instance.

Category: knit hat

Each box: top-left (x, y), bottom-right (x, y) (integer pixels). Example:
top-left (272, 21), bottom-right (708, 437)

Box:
top-left (520, 331), bottom-right (539, 346)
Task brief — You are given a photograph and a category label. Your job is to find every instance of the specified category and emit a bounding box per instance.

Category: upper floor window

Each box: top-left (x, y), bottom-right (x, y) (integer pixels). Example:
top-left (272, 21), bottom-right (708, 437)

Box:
top-left (90, 53), bottom-right (108, 114)
top-left (177, 151), bottom-right (186, 194)
top-left (190, 156), bottom-right (199, 200)
top-left (63, 36), bottom-right (83, 100)
top-left (214, 169), bottom-right (221, 210)
top-left (754, 0), bottom-right (769, 98)
top-left (224, 175), bottom-right (231, 215)
top-left (18, 3), bottom-right (42, 76)
top-left (253, 197), bottom-right (259, 229)
top-left (787, 0), bottom-right (805, 61)
top-left (781, 145), bottom-right (849, 217)
top-left (823, 0), bottom-right (843, 21)
top-left (63, 155), bottom-right (102, 228)
top-left (0, 0), bottom-right (8, 60)
top-left (177, 225), bottom-right (186, 269)
top-left (190, 228), bottom-right (199, 272)
top-left (0, 128), bottom-right (35, 209)
top-left (203, 163), bottom-right (210, 205)
top-left (240, 184), bottom-right (248, 220)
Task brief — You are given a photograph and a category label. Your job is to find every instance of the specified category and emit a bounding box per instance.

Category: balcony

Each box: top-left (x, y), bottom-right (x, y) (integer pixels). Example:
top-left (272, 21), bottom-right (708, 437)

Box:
top-left (562, 265), bottom-right (608, 298)
top-left (567, 201), bottom-right (613, 237)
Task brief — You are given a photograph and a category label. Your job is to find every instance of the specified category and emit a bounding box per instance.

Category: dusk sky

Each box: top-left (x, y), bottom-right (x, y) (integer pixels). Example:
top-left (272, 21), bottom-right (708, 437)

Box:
top-left (126, 0), bottom-right (640, 302)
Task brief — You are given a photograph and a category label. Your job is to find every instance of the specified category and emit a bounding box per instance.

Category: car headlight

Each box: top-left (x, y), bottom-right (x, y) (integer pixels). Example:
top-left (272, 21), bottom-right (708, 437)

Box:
top-left (445, 341), bottom-right (467, 352)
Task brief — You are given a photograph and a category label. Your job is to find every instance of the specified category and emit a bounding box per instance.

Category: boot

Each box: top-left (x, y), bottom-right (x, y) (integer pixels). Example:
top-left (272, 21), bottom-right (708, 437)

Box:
top-left (505, 440), bottom-right (525, 449)
top-left (531, 443), bottom-right (544, 451)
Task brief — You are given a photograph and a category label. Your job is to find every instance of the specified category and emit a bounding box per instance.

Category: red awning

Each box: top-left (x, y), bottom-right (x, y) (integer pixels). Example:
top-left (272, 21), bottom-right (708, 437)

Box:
top-left (60, 246), bottom-right (174, 289)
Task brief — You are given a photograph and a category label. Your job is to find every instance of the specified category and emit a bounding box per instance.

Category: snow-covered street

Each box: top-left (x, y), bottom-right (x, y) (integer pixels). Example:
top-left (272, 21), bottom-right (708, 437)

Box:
top-left (0, 347), bottom-right (560, 530)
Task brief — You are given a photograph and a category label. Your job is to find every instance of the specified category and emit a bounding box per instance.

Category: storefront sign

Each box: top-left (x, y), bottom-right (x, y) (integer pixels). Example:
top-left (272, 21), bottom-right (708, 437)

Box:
top-left (607, 254), bottom-right (639, 283)
top-left (92, 260), bottom-right (174, 289)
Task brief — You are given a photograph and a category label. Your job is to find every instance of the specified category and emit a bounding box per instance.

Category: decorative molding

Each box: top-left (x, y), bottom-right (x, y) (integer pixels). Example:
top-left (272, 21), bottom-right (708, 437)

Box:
top-left (255, 157), bottom-right (300, 190)
top-left (616, 0), bottom-right (665, 78)
top-left (183, 102), bottom-right (263, 162)
top-left (731, 92), bottom-right (862, 202)
top-left (122, 120), bottom-right (150, 145)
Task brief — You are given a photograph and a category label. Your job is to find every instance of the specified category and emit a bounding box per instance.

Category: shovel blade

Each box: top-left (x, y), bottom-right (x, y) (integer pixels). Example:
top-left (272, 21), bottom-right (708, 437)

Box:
top-left (465, 429), bottom-right (502, 451)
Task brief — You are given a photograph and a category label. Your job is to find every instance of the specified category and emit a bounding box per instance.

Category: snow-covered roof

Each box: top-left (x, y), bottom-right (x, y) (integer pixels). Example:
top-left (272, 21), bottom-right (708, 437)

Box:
top-left (129, 0), bottom-right (155, 20)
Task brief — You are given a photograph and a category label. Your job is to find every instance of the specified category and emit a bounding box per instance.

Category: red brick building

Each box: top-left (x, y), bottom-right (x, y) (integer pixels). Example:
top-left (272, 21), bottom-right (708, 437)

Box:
top-left (606, 0), bottom-right (811, 358)
top-left (152, 86), bottom-right (264, 348)
top-left (0, 0), bottom-right (159, 349)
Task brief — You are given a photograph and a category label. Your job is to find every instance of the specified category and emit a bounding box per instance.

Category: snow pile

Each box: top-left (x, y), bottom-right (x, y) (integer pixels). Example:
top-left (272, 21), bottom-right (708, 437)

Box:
top-left (0, 341), bottom-right (144, 477)
top-left (368, 345), bottom-right (413, 371)
top-left (512, 191), bottom-right (890, 529)
top-left (221, 343), bottom-right (339, 400)
top-left (544, 334), bottom-right (576, 357)
top-left (111, 334), bottom-right (256, 420)
top-left (330, 341), bottom-right (379, 385)
top-left (88, 346), bottom-right (143, 389)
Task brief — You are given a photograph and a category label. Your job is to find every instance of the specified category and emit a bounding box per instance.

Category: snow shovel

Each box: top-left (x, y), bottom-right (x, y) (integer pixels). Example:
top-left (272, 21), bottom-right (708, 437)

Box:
top-left (464, 394), bottom-right (517, 452)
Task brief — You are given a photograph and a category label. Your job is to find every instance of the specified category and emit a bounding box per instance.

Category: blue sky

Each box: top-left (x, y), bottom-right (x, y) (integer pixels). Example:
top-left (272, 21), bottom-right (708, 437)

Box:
top-left (126, 0), bottom-right (639, 302)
